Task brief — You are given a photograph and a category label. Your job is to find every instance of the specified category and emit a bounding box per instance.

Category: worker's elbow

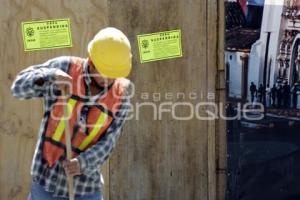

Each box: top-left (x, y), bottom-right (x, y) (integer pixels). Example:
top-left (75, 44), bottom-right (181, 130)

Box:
top-left (11, 83), bottom-right (20, 98)
top-left (10, 81), bottom-right (25, 99)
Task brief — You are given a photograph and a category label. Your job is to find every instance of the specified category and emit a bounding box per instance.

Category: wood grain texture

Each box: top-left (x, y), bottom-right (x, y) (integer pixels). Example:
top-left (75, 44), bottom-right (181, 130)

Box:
top-left (0, 0), bottom-right (226, 199)
top-left (0, 0), bottom-right (109, 199)
top-left (107, 0), bottom-right (225, 200)
top-left (207, 0), bottom-right (218, 199)
top-left (216, 1), bottom-right (227, 199)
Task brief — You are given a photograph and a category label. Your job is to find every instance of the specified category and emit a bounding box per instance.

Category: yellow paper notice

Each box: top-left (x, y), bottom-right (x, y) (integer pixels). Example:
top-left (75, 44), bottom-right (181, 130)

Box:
top-left (22, 19), bottom-right (72, 51)
top-left (137, 30), bottom-right (183, 63)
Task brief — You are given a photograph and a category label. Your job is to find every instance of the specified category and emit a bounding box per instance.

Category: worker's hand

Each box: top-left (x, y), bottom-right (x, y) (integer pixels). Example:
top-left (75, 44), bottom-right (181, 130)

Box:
top-left (54, 69), bottom-right (73, 96)
top-left (62, 158), bottom-right (81, 176)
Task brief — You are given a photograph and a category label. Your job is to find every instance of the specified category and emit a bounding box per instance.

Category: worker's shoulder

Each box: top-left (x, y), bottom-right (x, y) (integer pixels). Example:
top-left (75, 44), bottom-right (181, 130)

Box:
top-left (46, 56), bottom-right (85, 64)
top-left (116, 78), bottom-right (131, 88)
top-left (43, 56), bottom-right (71, 66)
top-left (45, 56), bottom-right (87, 69)
top-left (115, 78), bottom-right (132, 97)
top-left (47, 56), bottom-right (70, 62)
top-left (69, 56), bottom-right (86, 62)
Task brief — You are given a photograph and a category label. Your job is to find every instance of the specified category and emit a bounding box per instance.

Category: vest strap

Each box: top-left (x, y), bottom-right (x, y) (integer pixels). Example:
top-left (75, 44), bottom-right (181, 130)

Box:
top-left (52, 98), bottom-right (77, 142)
top-left (79, 112), bottom-right (108, 151)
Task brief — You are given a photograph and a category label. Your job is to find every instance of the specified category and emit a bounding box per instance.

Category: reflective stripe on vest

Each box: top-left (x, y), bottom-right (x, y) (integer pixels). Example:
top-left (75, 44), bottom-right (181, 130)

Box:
top-left (51, 99), bottom-right (109, 151)
top-left (43, 57), bottom-right (129, 167)
top-left (78, 112), bottom-right (108, 151)
top-left (52, 98), bottom-right (77, 142)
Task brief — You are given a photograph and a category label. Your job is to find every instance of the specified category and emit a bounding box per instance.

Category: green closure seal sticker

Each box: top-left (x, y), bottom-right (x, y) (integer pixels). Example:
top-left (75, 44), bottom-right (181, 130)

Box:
top-left (137, 30), bottom-right (183, 63)
top-left (21, 18), bottom-right (72, 51)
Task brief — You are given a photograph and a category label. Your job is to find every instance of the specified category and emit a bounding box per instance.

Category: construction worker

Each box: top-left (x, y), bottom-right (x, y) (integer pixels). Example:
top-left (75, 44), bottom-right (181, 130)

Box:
top-left (11, 27), bottom-right (132, 200)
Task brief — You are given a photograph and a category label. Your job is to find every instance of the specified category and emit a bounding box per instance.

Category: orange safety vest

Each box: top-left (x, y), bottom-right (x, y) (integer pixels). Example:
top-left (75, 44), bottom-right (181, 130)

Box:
top-left (42, 57), bottom-right (129, 167)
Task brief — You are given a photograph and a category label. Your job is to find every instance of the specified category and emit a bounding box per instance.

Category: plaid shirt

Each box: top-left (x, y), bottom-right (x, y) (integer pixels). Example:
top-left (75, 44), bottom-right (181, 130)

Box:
top-left (11, 56), bottom-right (130, 198)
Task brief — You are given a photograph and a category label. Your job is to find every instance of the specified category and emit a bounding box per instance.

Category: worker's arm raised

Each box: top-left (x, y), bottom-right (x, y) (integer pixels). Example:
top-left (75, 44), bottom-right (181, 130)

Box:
top-left (76, 89), bottom-right (131, 176)
top-left (11, 56), bottom-right (70, 99)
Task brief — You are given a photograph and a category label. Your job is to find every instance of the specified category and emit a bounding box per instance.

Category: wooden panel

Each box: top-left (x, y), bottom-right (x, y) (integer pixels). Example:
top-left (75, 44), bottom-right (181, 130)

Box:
top-left (217, 1), bottom-right (227, 200)
top-left (0, 1), bottom-right (109, 200)
top-left (0, 0), bottom-right (226, 200)
top-left (107, 0), bottom-right (225, 199)
top-left (207, 0), bottom-right (218, 199)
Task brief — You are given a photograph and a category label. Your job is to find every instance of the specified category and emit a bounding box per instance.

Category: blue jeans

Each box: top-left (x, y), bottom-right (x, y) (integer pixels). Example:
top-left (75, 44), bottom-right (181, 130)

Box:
top-left (28, 181), bottom-right (103, 200)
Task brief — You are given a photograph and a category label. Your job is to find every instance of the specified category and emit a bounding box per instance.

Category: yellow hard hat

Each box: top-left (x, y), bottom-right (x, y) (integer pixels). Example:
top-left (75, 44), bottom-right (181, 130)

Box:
top-left (88, 27), bottom-right (132, 78)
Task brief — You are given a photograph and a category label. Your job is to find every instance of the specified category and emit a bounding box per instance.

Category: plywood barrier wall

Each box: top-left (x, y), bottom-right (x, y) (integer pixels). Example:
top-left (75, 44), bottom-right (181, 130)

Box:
top-left (0, 0), bottom-right (226, 200)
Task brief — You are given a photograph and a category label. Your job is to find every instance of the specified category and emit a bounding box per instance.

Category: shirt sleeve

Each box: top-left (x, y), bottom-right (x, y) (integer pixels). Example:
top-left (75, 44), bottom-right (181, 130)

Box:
top-left (77, 88), bottom-right (131, 176)
top-left (11, 56), bottom-right (70, 99)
